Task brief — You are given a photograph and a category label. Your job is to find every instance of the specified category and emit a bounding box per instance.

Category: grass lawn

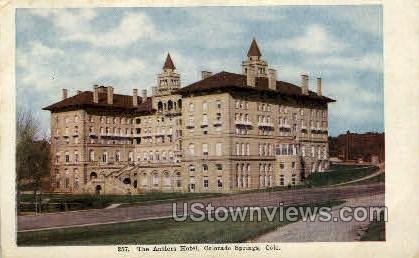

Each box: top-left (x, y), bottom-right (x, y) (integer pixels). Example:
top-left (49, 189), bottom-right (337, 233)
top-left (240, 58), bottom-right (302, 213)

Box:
top-left (19, 192), bottom-right (224, 213)
top-left (18, 200), bottom-right (343, 246)
top-left (304, 164), bottom-right (379, 187)
top-left (361, 211), bottom-right (386, 241)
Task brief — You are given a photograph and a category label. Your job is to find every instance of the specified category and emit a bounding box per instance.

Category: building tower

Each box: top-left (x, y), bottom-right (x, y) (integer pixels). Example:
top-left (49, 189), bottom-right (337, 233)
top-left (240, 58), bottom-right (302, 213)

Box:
top-left (152, 53), bottom-right (182, 114)
top-left (242, 38), bottom-right (269, 85)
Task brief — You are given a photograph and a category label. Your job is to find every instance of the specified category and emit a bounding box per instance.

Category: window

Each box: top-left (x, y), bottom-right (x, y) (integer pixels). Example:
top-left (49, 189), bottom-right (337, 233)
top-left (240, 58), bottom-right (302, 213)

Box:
top-left (188, 165), bottom-right (195, 173)
top-left (74, 115), bottom-right (79, 123)
top-left (55, 153), bottom-right (60, 164)
top-left (279, 175), bottom-right (285, 186)
top-left (189, 144), bottom-right (195, 156)
top-left (280, 163), bottom-right (284, 169)
top-left (65, 152), bottom-right (70, 163)
top-left (216, 143), bottom-right (222, 156)
top-left (74, 151), bottom-right (79, 163)
top-left (216, 100), bottom-right (221, 109)
top-left (102, 152), bottom-right (108, 163)
top-left (203, 164), bottom-right (208, 172)
top-left (106, 117), bottom-right (111, 124)
top-left (292, 162), bottom-right (295, 168)
top-left (202, 114), bottom-right (208, 125)
top-left (236, 143), bottom-right (240, 156)
top-left (235, 100), bottom-right (240, 109)
top-left (189, 102), bottom-right (194, 112)
top-left (136, 118), bottom-right (141, 124)
top-left (203, 178), bottom-right (209, 188)
top-left (152, 173), bottom-right (159, 187)
top-left (292, 174), bottom-right (296, 185)
top-left (115, 151), bottom-right (120, 162)
top-left (217, 177), bottom-right (223, 188)
top-left (176, 172), bottom-right (181, 187)
top-left (163, 173), bottom-right (171, 186)
top-left (202, 102), bottom-right (208, 113)
top-left (216, 164), bottom-right (223, 172)
top-left (89, 150), bottom-right (95, 162)
top-left (246, 143), bottom-right (250, 155)
top-left (202, 143), bottom-right (208, 156)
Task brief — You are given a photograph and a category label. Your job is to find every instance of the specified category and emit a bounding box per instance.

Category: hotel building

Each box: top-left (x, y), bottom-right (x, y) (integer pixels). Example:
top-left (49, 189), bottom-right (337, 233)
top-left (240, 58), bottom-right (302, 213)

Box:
top-left (43, 39), bottom-right (335, 194)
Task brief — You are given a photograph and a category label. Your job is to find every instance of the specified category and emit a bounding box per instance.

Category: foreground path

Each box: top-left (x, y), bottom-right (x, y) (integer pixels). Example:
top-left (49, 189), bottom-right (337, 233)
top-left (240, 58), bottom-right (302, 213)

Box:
top-left (18, 183), bottom-right (384, 232)
top-left (252, 194), bottom-right (385, 242)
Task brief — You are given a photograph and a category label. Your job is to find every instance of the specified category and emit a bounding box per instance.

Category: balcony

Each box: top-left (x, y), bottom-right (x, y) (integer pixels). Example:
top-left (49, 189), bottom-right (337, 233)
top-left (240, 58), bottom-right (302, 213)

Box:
top-left (258, 122), bottom-right (274, 128)
top-left (235, 120), bottom-right (253, 127)
top-left (213, 121), bottom-right (222, 127)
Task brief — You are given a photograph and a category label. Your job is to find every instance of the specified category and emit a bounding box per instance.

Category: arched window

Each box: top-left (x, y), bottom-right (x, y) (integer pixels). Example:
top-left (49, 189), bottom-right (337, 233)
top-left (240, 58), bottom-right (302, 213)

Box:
top-left (157, 101), bottom-right (163, 111)
top-left (163, 172), bottom-right (171, 186)
top-left (102, 152), bottom-right (108, 163)
top-left (115, 151), bottom-right (120, 162)
top-left (90, 172), bottom-right (97, 180)
top-left (202, 164), bottom-right (208, 172)
top-left (152, 173), bottom-right (159, 186)
top-left (128, 151), bottom-right (133, 162)
top-left (168, 100), bottom-right (173, 110)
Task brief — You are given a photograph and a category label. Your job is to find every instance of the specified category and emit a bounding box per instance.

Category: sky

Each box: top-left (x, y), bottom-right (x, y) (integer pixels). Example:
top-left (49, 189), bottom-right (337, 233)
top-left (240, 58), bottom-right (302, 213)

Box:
top-left (16, 6), bottom-right (383, 137)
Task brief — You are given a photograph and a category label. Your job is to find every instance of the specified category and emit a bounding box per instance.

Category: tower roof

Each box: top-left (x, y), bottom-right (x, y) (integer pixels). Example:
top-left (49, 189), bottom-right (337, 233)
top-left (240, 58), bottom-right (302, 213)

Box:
top-left (247, 38), bottom-right (262, 57)
top-left (163, 53), bottom-right (176, 70)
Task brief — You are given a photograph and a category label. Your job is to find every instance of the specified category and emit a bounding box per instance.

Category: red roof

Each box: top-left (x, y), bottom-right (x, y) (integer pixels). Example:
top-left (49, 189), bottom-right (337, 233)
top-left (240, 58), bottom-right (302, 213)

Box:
top-left (177, 71), bottom-right (335, 103)
top-left (163, 53), bottom-right (176, 70)
top-left (247, 38), bottom-right (262, 57)
top-left (43, 91), bottom-right (154, 113)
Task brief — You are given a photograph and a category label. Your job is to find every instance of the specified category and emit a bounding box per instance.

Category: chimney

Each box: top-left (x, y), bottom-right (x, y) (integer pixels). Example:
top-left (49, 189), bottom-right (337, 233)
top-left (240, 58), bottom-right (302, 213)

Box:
top-left (107, 86), bottom-right (114, 104)
top-left (268, 69), bottom-right (277, 90)
top-left (301, 74), bottom-right (309, 95)
top-left (246, 66), bottom-right (256, 87)
top-left (133, 89), bottom-right (138, 107)
top-left (201, 71), bottom-right (213, 80)
top-left (93, 85), bottom-right (99, 103)
top-left (141, 89), bottom-right (147, 100)
top-left (62, 89), bottom-right (68, 99)
top-left (316, 77), bottom-right (322, 96)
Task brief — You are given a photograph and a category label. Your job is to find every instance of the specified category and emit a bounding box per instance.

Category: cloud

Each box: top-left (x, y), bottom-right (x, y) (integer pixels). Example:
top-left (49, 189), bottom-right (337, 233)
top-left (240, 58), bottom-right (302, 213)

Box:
top-left (308, 52), bottom-right (383, 73)
top-left (270, 24), bottom-right (347, 55)
top-left (29, 9), bottom-right (159, 48)
top-left (330, 7), bottom-right (382, 37)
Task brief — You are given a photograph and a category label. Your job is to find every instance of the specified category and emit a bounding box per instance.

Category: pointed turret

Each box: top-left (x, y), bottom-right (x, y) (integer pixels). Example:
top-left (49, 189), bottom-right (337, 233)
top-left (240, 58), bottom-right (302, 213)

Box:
top-left (247, 38), bottom-right (262, 57)
top-left (163, 53), bottom-right (176, 70)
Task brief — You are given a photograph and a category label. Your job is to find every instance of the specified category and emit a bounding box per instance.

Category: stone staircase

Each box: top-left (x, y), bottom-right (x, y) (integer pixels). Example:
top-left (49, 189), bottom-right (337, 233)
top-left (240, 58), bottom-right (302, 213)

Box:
top-left (81, 164), bottom-right (139, 194)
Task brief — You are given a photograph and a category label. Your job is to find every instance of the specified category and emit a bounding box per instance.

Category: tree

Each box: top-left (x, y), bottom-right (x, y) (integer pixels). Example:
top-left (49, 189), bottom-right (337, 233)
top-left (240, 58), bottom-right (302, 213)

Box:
top-left (16, 108), bottom-right (50, 213)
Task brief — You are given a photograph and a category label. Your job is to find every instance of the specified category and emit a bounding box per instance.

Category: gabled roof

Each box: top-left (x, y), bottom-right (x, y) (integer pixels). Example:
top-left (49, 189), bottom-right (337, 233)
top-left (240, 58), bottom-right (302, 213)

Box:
top-left (177, 71), bottom-right (335, 103)
top-left (43, 91), bottom-right (154, 113)
top-left (247, 38), bottom-right (262, 57)
top-left (163, 53), bottom-right (176, 70)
